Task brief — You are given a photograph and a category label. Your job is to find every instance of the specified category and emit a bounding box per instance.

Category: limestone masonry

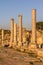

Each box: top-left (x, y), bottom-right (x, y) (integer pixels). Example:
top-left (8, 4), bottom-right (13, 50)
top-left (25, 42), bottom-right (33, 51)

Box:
top-left (0, 9), bottom-right (43, 50)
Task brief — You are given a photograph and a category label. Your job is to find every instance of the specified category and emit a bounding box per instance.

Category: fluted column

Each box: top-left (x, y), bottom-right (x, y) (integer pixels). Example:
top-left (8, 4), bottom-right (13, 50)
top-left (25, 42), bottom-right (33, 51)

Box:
top-left (32, 9), bottom-right (36, 43)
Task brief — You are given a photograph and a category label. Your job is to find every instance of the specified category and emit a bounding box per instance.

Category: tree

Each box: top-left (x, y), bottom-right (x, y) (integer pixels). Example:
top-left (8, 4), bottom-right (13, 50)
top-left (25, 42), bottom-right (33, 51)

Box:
top-left (36, 21), bottom-right (43, 30)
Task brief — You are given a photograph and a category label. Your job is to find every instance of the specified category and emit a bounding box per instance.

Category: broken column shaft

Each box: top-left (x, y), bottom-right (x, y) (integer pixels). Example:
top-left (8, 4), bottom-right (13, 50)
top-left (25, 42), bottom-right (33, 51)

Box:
top-left (2, 29), bottom-right (4, 46)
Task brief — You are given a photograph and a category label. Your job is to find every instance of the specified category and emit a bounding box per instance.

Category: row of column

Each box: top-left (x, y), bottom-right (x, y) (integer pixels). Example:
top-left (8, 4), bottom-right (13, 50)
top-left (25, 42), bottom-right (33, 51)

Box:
top-left (10, 15), bottom-right (22, 47)
top-left (10, 9), bottom-right (36, 47)
top-left (2, 9), bottom-right (36, 47)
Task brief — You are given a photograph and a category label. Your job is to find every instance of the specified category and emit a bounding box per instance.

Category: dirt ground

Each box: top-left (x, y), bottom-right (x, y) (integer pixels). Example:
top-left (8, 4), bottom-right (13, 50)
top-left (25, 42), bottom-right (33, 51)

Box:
top-left (0, 47), bottom-right (43, 65)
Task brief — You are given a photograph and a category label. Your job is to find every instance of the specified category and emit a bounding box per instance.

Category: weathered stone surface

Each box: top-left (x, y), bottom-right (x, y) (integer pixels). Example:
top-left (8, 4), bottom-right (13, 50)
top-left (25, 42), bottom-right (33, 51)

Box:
top-left (2, 29), bottom-right (4, 46)
top-left (18, 15), bottom-right (22, 46)
top-left (32, 9), bottom-right (36, 43)
top-left (14, 22), bottom-right (17, 46)
top-left (10, 18), bottom-right (14, 47)
top-left (38, 50), bottom-right (43, 58)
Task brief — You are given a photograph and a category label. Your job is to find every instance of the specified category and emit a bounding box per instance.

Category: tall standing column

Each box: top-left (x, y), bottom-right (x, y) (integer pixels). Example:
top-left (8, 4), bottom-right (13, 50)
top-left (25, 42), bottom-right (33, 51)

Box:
top-left (18, 15), bottom-right (22, 46)
top-left (42, 31), bottom-right (43, 43)
top-left (10, 18), bottom-right (14, 47)
top-left (2, 29), bottom-right (4, 46)
top-left (32, 9), bottom-right (36, 43)
top-left (14, 22), bottom-right (17, 46)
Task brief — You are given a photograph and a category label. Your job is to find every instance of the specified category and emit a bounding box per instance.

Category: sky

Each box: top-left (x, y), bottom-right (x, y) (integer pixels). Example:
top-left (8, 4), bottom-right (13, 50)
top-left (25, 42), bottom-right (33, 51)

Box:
top-left (0, 0), bottom-right (43, 30)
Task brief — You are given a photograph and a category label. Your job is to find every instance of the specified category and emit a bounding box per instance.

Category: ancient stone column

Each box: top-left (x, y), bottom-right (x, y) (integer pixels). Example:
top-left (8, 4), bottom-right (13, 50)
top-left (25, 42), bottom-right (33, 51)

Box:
top-left (23, 28), bottom-right (26, 43)
top-left (10, 18), bottom-right (14, 47)
top-left (32, 9), bottom-right (36, 43)
top-left (14, 22), bottom-right (17, 46)
top-left (2, 29), bottom-right (4, 46)
top-left (18, 15), bottom-right (22, 46)
top-left (42, 31), bottom-right (43, 43)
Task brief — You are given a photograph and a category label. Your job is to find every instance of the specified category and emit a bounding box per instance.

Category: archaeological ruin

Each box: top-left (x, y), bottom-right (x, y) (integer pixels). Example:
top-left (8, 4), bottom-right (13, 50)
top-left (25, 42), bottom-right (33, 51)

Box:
top-left (0, 9), bottom-right (43, 51)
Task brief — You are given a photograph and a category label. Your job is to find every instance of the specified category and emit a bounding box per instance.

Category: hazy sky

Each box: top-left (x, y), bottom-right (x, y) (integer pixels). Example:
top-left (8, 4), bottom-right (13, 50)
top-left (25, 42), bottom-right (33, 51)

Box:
top-left (0, 0), bottom-right (43, 30)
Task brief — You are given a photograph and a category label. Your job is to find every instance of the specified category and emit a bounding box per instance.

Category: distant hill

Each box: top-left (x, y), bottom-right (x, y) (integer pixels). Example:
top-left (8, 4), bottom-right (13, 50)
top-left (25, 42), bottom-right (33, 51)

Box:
top-left (36, 21), bottom-right (43, 30)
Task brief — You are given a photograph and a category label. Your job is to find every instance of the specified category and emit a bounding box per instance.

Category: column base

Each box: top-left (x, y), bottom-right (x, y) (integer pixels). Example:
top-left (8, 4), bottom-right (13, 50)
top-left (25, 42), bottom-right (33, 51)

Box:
top-left (29, 43), bottom-right (37, 49)
top-left (18, 41), bottom-right (22, 47)
top-left (13, 41), bottom-right (17, 47)
top-left (9, 42), bottom-right (13, 48)
top-left (28, 43), bottom-right (38, 53)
